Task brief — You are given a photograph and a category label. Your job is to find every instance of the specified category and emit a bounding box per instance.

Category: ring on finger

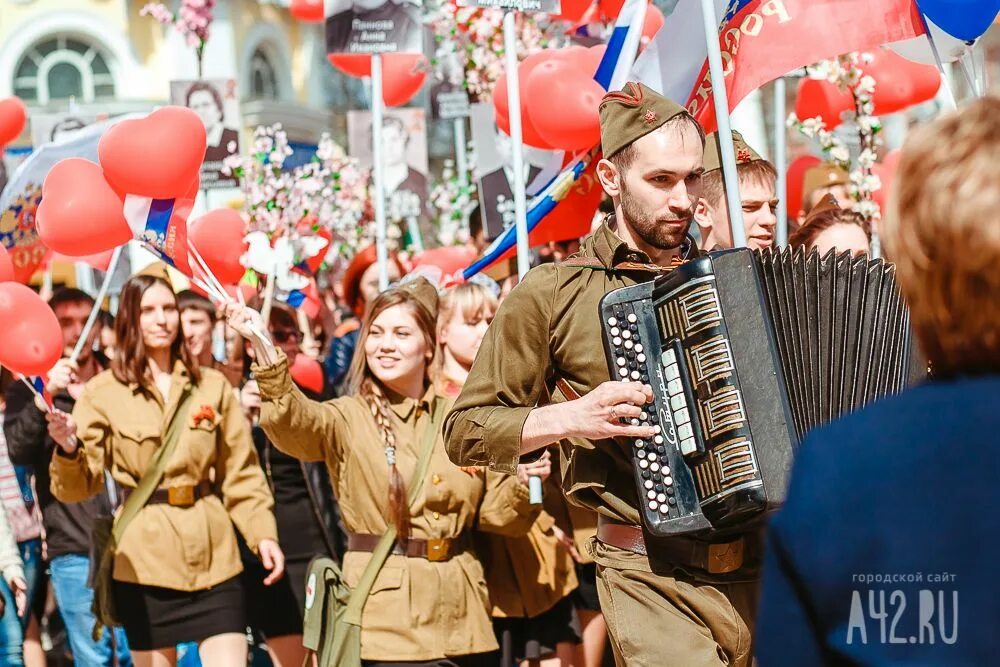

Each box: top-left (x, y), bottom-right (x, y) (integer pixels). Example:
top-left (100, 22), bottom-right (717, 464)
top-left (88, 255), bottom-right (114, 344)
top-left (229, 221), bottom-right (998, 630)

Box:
top-left (610, 406), bottom-right (618, 421)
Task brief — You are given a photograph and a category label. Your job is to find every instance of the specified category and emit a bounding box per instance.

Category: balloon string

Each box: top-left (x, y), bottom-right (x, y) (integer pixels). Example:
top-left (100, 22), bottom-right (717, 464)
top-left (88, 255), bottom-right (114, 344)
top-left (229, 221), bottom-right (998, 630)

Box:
top-left (186, 240), bottom-right (229, 301)
top-left (184, 242), bottom-right (270, 347)
top-left (19, 376), bottom-right (51, 414)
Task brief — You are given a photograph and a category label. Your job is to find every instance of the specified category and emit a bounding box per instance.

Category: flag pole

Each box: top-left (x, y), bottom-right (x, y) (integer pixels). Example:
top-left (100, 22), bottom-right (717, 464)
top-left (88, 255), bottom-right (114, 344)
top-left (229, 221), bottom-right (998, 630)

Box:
top-left (372, 53), bottom-right (390, 291)
top-left (503, 11), bottom-right (530, 281)
top-left (454, 118), bottom-right (468, 187)
top-left (698, 0), bottom-right (747, 248)
top-left (919, 14), bottom-right (958, 111)
top-left (70, 246), bottom-right (123, 365)
top-left (773, 77), bottom-right (788, 247)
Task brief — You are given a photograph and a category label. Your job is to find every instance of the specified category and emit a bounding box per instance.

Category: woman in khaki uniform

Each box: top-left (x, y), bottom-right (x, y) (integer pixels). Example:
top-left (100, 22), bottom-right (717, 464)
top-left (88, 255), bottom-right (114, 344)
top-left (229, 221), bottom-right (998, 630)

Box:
top-left (46, 273), bottom-right (283, 667)
top-left (437, 281), bottom-right (581, 666)
top-left (225, 278), bottom-right (546, 667)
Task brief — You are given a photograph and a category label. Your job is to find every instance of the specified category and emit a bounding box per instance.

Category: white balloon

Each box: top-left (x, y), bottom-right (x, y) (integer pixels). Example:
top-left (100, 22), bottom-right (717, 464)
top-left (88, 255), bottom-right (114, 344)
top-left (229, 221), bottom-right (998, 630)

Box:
top-left (889, 17), bottom-right (976, 64)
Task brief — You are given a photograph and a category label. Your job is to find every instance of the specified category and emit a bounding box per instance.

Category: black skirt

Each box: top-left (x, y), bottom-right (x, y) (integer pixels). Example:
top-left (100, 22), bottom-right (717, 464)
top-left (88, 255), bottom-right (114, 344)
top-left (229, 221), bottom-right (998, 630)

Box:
top-left (243, 552), bottom-right (314, 638)
top-left (113, 575), bottom-right (247, 650)
top-left (493, 595), bottom-right (581, 664)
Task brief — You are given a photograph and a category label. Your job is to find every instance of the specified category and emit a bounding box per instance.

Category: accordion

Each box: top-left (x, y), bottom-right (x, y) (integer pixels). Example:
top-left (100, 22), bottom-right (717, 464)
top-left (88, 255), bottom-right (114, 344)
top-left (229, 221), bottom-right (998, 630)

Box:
top-left (599, 248), bottom-right (925, 538)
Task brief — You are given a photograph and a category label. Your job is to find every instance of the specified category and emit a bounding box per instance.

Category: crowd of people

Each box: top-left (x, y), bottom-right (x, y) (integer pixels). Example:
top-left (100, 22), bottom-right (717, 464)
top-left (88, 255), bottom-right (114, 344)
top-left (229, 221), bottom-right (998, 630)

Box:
top-left (0, 83), bottom-right (996, 667)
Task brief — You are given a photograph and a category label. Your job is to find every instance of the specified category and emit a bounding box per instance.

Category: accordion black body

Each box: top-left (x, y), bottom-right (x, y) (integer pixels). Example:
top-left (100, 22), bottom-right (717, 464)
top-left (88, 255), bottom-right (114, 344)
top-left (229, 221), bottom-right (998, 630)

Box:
top-left (599, 247), bottom-right (925, 538)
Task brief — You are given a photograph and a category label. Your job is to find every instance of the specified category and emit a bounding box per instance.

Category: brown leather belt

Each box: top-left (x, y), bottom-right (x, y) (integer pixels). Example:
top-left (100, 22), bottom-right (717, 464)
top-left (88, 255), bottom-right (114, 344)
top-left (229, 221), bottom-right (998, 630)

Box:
top-left (597, 516), bottom-right (751, 575)
top-left (121, 480), bottom-right (215, 508)
top-left (347, 533), bottom-right (469, 562)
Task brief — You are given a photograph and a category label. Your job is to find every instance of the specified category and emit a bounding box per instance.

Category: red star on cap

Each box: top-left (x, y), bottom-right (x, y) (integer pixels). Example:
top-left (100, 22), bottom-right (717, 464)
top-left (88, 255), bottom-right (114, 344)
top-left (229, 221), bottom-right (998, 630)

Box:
top-left (737, 148), bottom-right (752, 162)
top-left (643, 110), bottom-right (657, 124)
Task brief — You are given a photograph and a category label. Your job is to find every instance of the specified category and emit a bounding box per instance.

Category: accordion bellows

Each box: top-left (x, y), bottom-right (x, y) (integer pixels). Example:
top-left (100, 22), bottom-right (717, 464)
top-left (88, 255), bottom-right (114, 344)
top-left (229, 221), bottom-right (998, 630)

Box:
top-left (599, 247), bottom-right (925, 538)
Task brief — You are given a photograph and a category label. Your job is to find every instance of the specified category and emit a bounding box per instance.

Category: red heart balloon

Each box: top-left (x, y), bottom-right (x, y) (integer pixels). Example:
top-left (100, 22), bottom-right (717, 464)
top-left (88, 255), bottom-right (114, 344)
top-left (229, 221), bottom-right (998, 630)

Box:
top-left (290, 0), bottom-right (324, 22)
top-left (494, 50), bottom-right (559, 150)
top-left (383, 54), bottom-right (429, 107)
top-left (0, 97), bottom-right (27, 147)
top-left (863, 49), bottom-right (941, 116)
top-left (0, 282), bottom-right (63, 377)
top-left (98, 107), bottom-right (206, 199)
top-left (786, 154), bottom-right (822, 220)
top-left (0, 245), bottom-right (14, 282)
top-left (795, 78), bottom-right (854, 131)
top-left (328, 54), bottom-right (373, 78)
top-left (526, 62), bottom-right (604, 151)
top-left (188, 208), bottom-right (248, 285)
top-left (290, 354), bottom-right (324, 395)
top-left (36, 158), bottom-right (132, 256)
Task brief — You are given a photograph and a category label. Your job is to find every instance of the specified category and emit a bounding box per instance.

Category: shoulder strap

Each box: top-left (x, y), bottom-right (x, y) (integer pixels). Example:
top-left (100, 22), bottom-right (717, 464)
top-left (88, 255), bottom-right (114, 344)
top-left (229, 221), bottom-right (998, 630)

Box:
top-left (110, 386), bottom-right (196, 544)
top-left (342, 397), bottom-right (445, 626)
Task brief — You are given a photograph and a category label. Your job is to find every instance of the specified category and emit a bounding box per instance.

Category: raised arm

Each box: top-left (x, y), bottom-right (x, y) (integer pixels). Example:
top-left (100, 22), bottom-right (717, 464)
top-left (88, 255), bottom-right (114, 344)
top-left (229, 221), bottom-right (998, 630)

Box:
top-left (48, 390), bottom-right (111, 503)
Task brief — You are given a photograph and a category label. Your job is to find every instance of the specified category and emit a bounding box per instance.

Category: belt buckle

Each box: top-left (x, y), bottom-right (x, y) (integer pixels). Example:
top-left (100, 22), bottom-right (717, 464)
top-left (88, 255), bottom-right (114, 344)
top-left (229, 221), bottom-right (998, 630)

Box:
top-left (707, 538), bottom-right (744, 574)
top-left (168, 486), bottom-right (195, 507)
top-left (426, 538), bottom-right (450, 562)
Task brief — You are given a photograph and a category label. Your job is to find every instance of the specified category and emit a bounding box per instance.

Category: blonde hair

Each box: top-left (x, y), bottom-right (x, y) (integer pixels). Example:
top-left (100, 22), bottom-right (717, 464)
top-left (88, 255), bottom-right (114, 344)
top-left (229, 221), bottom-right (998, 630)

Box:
top-left (884, 96), bottom-right (1000, 376)
top-left (437, 282), bottom-right (499, 340)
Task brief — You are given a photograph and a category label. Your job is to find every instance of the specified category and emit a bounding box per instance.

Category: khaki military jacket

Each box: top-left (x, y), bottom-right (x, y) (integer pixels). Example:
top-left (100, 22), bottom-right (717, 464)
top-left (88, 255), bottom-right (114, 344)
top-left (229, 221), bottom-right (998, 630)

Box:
top-left (479, 471), bottom-right (579, 618)
top-left (254, 353), bottom-right (540, 662)
top-left (445, 220), bottom-right (686, 528)
top-left (50, 363), bottom-right (277, 591)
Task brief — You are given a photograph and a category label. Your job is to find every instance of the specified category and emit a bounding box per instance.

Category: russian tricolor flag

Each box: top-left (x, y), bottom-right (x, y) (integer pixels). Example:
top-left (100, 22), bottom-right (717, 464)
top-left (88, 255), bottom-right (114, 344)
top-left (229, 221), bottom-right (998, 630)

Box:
top-left (123, 194), bottom-right (193, 275)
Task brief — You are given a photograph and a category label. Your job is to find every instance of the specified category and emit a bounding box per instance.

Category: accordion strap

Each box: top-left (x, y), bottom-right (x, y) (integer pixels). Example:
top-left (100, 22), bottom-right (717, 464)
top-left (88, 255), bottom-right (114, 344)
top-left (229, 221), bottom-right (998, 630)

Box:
top-left (555, 378), bottom-right (582, 402)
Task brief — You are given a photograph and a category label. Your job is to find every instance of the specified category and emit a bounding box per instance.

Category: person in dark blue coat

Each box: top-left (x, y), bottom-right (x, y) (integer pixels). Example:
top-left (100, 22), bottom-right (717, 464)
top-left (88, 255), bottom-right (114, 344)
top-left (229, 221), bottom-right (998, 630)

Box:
top-left (756, 96), bottom-right (1000, 666)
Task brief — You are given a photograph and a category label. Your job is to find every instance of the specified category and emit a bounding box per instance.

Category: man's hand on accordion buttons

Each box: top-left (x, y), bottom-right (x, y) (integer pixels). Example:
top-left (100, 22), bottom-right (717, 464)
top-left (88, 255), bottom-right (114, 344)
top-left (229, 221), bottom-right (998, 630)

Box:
top-left (565, 381), bottom-right (656, 441)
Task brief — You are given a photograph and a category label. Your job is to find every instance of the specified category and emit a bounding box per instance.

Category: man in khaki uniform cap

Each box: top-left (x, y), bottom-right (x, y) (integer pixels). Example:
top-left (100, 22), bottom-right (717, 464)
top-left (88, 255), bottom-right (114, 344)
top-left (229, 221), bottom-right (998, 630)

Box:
top-left (446, 82), bottom-right (758, 666)
top-left (695, 130), bottom-right (779, 251)
top-left (799, 162), bottom-right (850, 222)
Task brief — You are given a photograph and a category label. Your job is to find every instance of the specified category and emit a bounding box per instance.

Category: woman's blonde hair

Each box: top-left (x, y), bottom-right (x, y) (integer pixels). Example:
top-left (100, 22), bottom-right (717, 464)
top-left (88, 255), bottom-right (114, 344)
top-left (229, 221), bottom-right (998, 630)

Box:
top-left (436, 282), bottom-right (499, 342)
top-left (883, 95), bottom-right (1000, 376)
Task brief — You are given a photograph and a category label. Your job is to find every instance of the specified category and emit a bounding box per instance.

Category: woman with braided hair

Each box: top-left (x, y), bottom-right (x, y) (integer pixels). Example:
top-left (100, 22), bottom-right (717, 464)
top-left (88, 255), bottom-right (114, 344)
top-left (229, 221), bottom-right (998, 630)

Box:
top-left (224, 277), bottom-right (546, 666)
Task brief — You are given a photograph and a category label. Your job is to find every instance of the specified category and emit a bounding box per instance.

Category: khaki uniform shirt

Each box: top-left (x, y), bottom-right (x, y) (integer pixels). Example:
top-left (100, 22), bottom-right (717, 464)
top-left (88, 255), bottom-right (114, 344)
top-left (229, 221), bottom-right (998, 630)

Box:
top-left (479, 471), bottom-right (579, 618)
top-left (254, 353), bottom-right (540, 662)
top-left (445, 221), bottom-right (683, 528)
top-left (50, 364), bottom-right (277, 592)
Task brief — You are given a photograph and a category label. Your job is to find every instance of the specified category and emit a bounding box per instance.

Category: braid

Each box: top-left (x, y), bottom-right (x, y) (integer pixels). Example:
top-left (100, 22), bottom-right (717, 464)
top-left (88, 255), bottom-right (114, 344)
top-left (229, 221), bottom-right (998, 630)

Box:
top-left (361, 379), bottom-right (410, 545)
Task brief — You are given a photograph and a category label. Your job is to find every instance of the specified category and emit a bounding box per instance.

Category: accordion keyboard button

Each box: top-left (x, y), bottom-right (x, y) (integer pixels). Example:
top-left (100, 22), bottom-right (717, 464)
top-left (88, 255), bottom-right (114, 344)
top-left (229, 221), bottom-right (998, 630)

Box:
top-left (639, 411), bottom-right (648, 421)
top-left (674, 408), bottom-right (690, 426)
top-left (639, 459), bottom-right (649, 469)
top-left (677, 423), bottom-right (693, 441)
top-left (635, 439), bottom-right (645, 448)
top-left (624, 340), bottom-right (634, 350)
top-left (635, 344), bottom-right (644, 353)
top-left (630, 371), bottom-right (640, 380)
top-left (653, 435), bottom-right (663, 445)
top-left (652, 424), bottom-right (662, 434)
top-left (641, 470), bottom-right (651, 480)
top-left (637, 353), bottom-right (646, 364)
top-left (647, 490), bottom-right (657, 500)
top-left (664, 476), bottom-right (673, 486)
top-left (627, 313), bottom-right (637, 323)
top-left (648, 501), bottom-right (658, 510)
top-left (662, 349), bottom-right (676, 366)
top-left (619, 368), bottom-right (628, 377)
top-left (657, 493), bottom-right (666, 503)
top-left (667, 379), bottom-right (683, 396)
top-left (644, 480), bottom-right (654, 489)
top-left (667, 497), bottom-right (676, 506)
top-left (650, 462), bottom-right (660, 472)
top-left (622, 330), bottom-right (632, 340)
top-left (617, 357), bottom-right (626, 366)
top-left (669, 394), bottom-right (685, 411)
top-left (641, 374), bottom-right (649, 383)
top-left (665, 365), bottom-right (680, 381)
top-left (680, 437), bottom-right (697, 455)
top-left (607, 317), bottom-right (618, 327)
top-left (660, 502), bottom-right (671, 513)
top-left (611, 327), bottom-right (621, 336)
top-left (661, 466), bottom-right (670, 475)
top-left (613, 337), bottom-right (622, 346)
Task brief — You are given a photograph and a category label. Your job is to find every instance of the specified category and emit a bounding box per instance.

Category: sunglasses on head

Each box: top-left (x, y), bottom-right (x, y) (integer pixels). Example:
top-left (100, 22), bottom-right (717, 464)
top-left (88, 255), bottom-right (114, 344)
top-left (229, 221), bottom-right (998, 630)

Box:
top-left (271, 329), bottom-right (301, 344)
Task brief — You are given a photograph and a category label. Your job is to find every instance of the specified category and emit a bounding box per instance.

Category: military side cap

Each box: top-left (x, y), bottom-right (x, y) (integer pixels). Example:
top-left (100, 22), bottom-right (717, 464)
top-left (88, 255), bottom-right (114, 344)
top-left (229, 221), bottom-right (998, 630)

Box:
top-left (703, 130), bottom-right (764, 173)
top-left (802, 162), bottom-right (849, 207)
top-left (397, 276), bottom-right (439, 319)
top-left (599, 82), bottom-right (693, 158)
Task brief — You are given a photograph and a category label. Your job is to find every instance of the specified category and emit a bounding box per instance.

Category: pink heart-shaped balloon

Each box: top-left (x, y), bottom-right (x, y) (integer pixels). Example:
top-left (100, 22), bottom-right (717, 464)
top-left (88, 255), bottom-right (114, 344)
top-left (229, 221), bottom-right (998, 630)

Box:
top-left (0, 282), bottom-right (63, 377)
top-left (36, 158), bottom-right (132, 256)
top-left (98, 107), bottom-right (206, 199)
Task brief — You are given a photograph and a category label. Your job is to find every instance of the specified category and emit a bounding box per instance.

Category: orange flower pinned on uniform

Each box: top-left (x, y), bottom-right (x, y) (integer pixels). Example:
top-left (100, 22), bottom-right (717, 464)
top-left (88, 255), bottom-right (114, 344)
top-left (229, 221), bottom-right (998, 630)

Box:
top-left (460, 466), bottom-right (482, 477)
top-left (191, 404), bottom-right (216, 428)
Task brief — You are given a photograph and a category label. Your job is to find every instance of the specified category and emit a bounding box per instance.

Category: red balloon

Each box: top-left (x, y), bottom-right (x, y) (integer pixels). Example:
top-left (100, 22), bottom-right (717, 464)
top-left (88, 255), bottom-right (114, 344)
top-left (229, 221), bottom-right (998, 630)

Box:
top-left (289, 354), bottom-right (324, 394)
top-left (641, 4), bottom-right (664, 47)
top-left (0, 245), bottom-right (14, 283)
top-left (188, 208), bottom-right (248, 285)
top-left (0, 97), bottom-right (27, 147)
top-left (50, 248), bottom-right (116, 272)
top-left (597, 0), bottom-right (625, 21)
top-left (412, 246), bottom-right (478, 276)
top-left (494, 50), bottom-right (560, 149)
top-left (383, 54), bottom-right (429, 107)
top-left (0, 283), bottom-right (63, 377)
top-left (98, 107), bottom-right (206, 199)
top-left (290, 0), bottom-right (324, 22)
top-left (526, 61), bottom-right (604, 151)
top-left (328, 54), bottom-right (372, 78)
top-left (794, 78), bottom-right (854, 130)
top-left (786, 154), bottom-right (822, 220)
top-left (36, 158), bottom-right (132, 256)
top-left (863, 49), bottom-right (941, 115)
top-left (552, 0), bottom-right (593, 22)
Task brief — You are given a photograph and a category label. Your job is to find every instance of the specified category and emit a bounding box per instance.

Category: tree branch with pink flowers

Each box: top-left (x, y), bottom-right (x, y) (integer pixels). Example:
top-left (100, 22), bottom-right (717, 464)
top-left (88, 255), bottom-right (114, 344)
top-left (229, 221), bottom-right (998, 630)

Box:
top-left (141, 0), bottom-right (216, 78)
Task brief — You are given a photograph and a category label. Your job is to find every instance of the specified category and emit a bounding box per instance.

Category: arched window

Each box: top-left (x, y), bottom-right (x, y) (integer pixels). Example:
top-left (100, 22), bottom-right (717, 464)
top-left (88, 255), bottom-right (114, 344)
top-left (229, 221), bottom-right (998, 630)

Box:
top-left (250, 47), bottom-right (279, 100)
top-left (12, 36), bottom-right (115, 105)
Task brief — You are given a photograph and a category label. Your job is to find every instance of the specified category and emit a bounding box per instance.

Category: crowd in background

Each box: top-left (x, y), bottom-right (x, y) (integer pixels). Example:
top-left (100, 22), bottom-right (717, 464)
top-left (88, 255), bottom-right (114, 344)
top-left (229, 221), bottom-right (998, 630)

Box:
top-left (0, 152), bottom-right (871, 667)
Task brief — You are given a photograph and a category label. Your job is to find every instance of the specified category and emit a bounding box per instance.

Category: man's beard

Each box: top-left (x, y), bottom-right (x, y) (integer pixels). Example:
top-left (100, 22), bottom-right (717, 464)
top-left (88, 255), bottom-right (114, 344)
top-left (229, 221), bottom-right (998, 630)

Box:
top-left (619, 180), bottom-right (693, 250)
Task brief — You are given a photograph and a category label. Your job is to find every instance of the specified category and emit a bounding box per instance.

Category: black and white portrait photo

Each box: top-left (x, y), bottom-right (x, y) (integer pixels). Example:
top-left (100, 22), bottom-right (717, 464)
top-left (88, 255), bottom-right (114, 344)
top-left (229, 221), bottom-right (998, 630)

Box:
top-left (325, 0), bottom-right (424, 55)
top-left (170, 79), bottom-right (242, 189)
top-left (348, 108), bottom-right (429, 210)
top-left (30, 113), bottom-right (99, 148)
